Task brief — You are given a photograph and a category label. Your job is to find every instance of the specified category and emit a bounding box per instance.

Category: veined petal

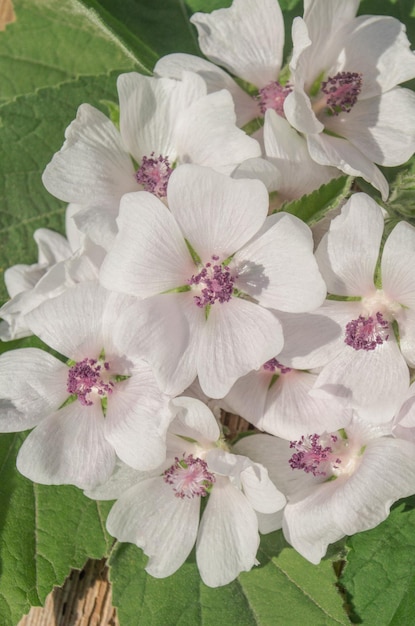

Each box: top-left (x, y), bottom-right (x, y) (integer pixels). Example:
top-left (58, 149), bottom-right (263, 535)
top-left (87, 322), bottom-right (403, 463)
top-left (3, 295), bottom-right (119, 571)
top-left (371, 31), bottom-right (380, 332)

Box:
top-left (154, 53), bottom-right (260, 127)
top-left (171, 396), bottom-right (221, 444)
top-left (167, 164), bottom-right (269, 262)
top-left (307, 133), bottom-right (389, 200)
top-left (234, 213), bottom-right (326, 311)
top-left (118, 71), bottom-right (206, 162)
top-left (107, 478), bottom-right (200, 578)
top-left (326, 89), bottom-right (415, 167)
top-left (315, 193), bottom-right (384, 296)
top-left (196, 476), bottom-right (259, 587)
top-left (42, 104), bottom-right (137, 209)
top-left (16, 402), bottom-right (115, 489)
top-left (174, 90), bottom-right (261, 175)
top-left (197, 298), bottom-right (284, 398)
top-left (100, 191), bottom-right (194, 297)
top-left (0, 349), bottom-right (68, 431)
top-left (190, 0), bottom-right (284, 88)
top-left (381, 220), bottom-right (415, 309)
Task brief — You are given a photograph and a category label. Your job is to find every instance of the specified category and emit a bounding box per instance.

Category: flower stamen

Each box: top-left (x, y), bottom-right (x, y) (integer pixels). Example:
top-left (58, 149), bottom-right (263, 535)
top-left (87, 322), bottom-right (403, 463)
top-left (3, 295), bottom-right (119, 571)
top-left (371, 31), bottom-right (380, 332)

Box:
top-left (189, 256), bottom-right (236, 308)
top-left (67, 358), bottom-right (114, 406)
top-left (345, 312), bottom-right (389, 351)
top-left (321, 71), bottom-right (362, 115)
top-left (257, 81), bottom-right (293, 116)
top-left (135, 153), bottom-right (172, 198)
top-left (164, 454), bottom-right (215, 499)
top-left (289, 433), bottom-right (341, 477)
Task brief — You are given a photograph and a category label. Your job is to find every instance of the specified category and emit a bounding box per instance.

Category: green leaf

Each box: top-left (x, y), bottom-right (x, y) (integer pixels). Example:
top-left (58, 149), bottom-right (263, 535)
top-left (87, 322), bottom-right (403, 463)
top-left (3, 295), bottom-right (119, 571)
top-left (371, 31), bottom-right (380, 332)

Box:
top-left (109, 531), bottom-right (348, 626)
top-left (279, 176), bottom-right (353, 226)
top-left (0, 432), bottom-right (113, 626)
top-left (340, 497), bottom-right (415, 625)
top-left (0, 0), bottom-right (137, 105)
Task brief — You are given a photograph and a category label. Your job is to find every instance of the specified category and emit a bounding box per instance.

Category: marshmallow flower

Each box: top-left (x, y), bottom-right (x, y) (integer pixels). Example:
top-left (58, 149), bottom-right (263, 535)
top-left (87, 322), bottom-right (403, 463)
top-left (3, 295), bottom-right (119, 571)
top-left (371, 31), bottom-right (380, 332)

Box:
top-left (100, 164), bottom-right (327, 398)
top-left (0, 282), bottom-right (182, 488)
top-left (42, 71), bottom-right (260, 249)
top-left (280, 193), bottom-right (413, 423)
top-left (92, 397), bottom-right (285, 587)
top-left (235, 417), bottom-right (415, 564)
top-left (285, 0), bottom-right (415, 199)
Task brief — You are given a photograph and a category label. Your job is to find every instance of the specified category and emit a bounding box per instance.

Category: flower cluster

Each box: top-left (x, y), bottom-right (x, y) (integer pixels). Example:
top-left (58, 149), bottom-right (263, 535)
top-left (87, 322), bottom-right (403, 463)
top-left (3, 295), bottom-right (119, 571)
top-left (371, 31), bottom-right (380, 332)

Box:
top-left (2, 0), bottom-right (415, 588)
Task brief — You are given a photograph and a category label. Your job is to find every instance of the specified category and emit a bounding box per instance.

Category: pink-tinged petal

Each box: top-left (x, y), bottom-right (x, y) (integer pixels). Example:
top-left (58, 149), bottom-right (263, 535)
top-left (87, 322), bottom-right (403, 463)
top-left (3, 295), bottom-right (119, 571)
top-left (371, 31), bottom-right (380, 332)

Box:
top-left (234, 213), bottom-right (326, 311)
top-left (16, 402), bottom-right (115, 489)
top-left (0, 349), bottom-right (68, 431)
top-left (105, 369), bottom-right (173, 471)
top-left (382, 221), bottom-right (415, 309)
top-left (395, 308), bottom-right (415, 367)
top-left (263, 110), bottom-right (338, 200)
top-left (118, 71), bottom-right (206, 162)
top-left (100, 191), bottom-right (194, 297)
top-left (171, 396), bottom-right (220, 444)
top-left (315, 193), bottom-right (384, 296)
top-left (167, 165), bottom-right (268, 262)
top-left (262, 370), bottom-right (351, 440)
top-left (196, 476), bottom-right (259, 587)
top-left (336, 16), bottom-right (415, 97)
top-left (25, 282), bottom-right (107, 360)
top-left (307, 133), bottom-right (389, 200)
top-left (191, 0), bottom-right (284, 88)
top-left (42, 104), bottom-right (137, 208)
top-left (326, 89), bottom-right (415, 166)
top-left (197, 298), bottom-right (284, 398)
top-left (154, 53), bottom-right (259, 127)
top-left (106, 478), bottom-right (200, 578)
top-left (313, 338), bottom-right (410, 423)
top-left (174, 90), bottom-right (261, 175)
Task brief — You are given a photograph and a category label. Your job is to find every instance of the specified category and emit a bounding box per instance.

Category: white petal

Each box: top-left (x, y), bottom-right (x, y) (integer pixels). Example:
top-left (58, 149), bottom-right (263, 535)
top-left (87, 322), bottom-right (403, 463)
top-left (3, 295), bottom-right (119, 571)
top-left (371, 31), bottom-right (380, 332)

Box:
top-left (0, 348), bottom-right (68, 431)
top-left (232, 157), bottom-right (281, 193)
top-left (224, 369), bottom-right (270, 425)
top-left (234, 213), bottom-right (326, 311)
top-left (171, 396), bottom-right (220, 444)
top-left (42, 104), bottom-right (137, 208)
top-left (118, 71), bottom-right (206, 161)
top-left (326, 89), bottom-right (415, 167)
top-left (73, 205), bottom-right (118, 251)
top-left (16, 402), bottom-right (115, 489)
top-left (395, 308), bottom-right (415, 367)
top-left (240, 462), bottom-right (286, 513)
top-left (198, 298), bottom-right (284, 398)
top-left (191, 0), bottom-right (284, 88)
top-left (382, 220), bottom-right (415, 309)
top-left (315, 193), bottom-right (384, 296)
top-left (174, 89), bottom-right (261, 175)
top-left (107, 478), bottom-right (200, 578)
top-left (284, 89), bottom-right (324, 134)
top-left (154, 53), bottom-right (259, 127)
top-left (167, 164), bottom-right (269, 262)
top-left (100, 191), bottom-right (194, 297)
top-left (196, 476), bottom-right (259, 587)
top-left (307, 132), bottom-right (389, 200)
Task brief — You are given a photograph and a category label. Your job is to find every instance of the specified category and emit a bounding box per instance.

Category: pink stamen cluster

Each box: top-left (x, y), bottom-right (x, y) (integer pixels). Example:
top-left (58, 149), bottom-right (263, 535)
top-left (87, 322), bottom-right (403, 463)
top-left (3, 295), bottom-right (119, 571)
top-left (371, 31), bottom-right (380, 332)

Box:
top-left (257, 81), bottom-right (293, 116)
top-left (135, 153), bottom-right (172, 198)
top-left (289, 433), bottom-right (341, 477)
top-left (321, 71), bottom-right (362, 115)
top-left (164, 454), bottom-right (216, 499)
top-left (189, 255), bottom-right (236, 308)
top-left (263, 358), bottom-right (292, 374)
top-left (67, 358), bottom-right (114, 406)
top-left (345, 312), bottom-right (389, 351)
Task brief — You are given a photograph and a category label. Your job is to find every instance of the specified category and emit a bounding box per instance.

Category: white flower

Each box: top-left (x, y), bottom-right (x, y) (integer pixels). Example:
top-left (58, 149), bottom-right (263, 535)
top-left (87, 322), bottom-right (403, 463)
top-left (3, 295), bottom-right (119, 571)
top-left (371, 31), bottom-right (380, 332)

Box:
top-left (284, 1), bottom-right (415, 199)
top-left (0, 282), bottom-right (183, 488)
top-left (100, 164), bottom-right (327, 398)
top-left (235, 416), bottom-right (415, 564)
top-left (42, 71), bottom-right (260, 249)
top-left (279, 193), bottom-right (413, 423)
top-left (94, 396), bottom-right (285, 587)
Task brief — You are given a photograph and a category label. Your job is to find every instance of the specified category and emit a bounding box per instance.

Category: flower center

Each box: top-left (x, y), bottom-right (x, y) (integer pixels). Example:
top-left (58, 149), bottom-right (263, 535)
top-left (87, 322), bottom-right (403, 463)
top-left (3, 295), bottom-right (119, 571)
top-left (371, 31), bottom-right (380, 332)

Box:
top-left (163, 454), bottom-right (216, 499)
top-left (135, 153), bottom-right (172, 198)
top-left (345, 312), bottom-right (389, 351)
top-left (289, 433), bottom-right (343, 477)
top-left (320, 71), bottom-right (362, 116)
top-left (188, 256), bottom-right (236, 308)
top-left (67, 358), bottom-right (114, 406)
top-left (257, 81), bottom-right (293, 116)
top-left (262, 358), bottom-right (292, 374)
